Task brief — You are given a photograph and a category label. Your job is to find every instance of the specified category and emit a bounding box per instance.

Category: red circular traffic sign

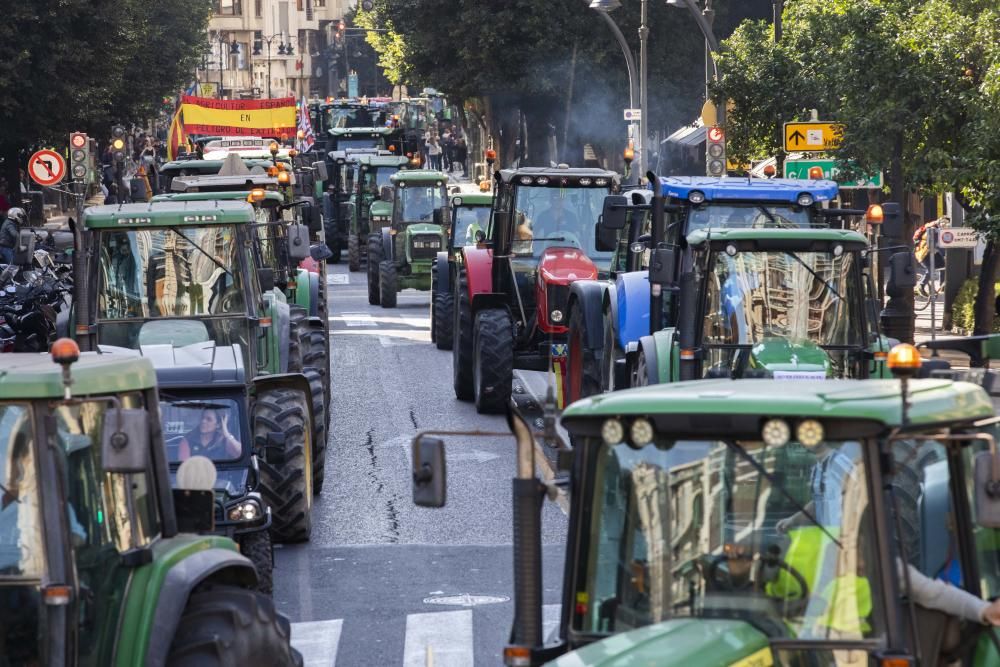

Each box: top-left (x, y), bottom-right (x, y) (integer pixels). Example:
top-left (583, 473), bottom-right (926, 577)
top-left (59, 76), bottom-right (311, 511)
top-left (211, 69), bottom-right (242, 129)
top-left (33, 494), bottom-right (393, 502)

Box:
top-left (708, 126), bottom-right (725, 142)
top-left (28, 149), bottom-right (67, 187)
top-left (70, 133), bottom-right (87, 149)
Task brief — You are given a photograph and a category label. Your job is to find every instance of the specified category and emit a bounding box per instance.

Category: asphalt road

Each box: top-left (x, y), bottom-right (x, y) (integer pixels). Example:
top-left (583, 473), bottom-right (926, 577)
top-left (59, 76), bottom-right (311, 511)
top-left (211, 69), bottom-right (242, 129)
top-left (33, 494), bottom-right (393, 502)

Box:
top-left (276, 261), bottom-right (569, 666)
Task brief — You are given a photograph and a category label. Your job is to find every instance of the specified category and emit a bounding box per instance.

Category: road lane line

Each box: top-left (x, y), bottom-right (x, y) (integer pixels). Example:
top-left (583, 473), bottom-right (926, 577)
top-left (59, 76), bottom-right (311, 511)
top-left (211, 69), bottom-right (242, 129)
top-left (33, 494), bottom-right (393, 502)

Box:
top-left (329, 274), bottom-right (349, 285)
top-left (403, 610), bottom-right (473, 667)
top-left (543, 603), bottom-right (562, 641)
top-left (291, 619), bottom-right (343, 667)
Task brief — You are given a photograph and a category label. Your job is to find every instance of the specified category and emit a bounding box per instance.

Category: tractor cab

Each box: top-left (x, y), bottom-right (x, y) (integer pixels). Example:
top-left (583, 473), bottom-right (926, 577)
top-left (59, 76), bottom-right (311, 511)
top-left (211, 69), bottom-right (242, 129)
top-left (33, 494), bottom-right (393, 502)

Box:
top-left (346, 153), bottom-right (411, 271)
top-left (366, 170), bottom-right (449, 308)
top-left (328, 126), bottom-right (393, 153)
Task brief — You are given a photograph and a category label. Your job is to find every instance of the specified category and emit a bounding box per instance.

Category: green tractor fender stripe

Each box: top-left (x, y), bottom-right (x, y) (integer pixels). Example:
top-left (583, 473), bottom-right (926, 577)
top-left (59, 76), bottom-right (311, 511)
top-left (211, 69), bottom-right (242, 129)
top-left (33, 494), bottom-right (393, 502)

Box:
top-left (652, 327), bottom-right (678, 383)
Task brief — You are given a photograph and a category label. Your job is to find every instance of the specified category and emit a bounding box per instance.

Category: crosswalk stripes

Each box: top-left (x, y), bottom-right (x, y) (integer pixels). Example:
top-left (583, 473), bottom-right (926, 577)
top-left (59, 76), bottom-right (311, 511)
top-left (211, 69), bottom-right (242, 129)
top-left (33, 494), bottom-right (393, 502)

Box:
top-left (291, 619), bottom-right (343, 667)
top-left (290, 605), bottom-right (562, 666)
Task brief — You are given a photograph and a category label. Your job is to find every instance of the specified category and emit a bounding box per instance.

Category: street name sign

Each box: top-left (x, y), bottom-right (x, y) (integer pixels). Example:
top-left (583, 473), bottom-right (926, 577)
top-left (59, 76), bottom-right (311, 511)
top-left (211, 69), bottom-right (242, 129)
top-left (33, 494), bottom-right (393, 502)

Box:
top-left (623, 109), bottom-right (642, 122)
top-left (28, 149), bottom-right (66, 187)
top-left (938, 228), bottom-right (979, 249)
top-left (784, 122), bottom-right (843, 152)
top-left (784, 158), bottom-right (883, 189)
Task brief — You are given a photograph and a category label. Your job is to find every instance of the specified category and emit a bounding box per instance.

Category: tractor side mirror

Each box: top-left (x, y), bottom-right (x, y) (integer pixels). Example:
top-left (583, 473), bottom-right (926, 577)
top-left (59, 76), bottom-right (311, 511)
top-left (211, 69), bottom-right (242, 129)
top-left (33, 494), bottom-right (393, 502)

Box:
top-left (595, 221), bottom-right (617, 252)
top-left (380, 185), bottom-right (394, 202)
top-left (257, 267), bottom-right (275, 292)
top-left (411, 435), bottom-right (446, 507)
top-left (287, 223), bottom-right (311, 260)
top-left (310, 243), bottom-right (334, 261)
top-left (101, 408), bottom-right (151, 473)
top-left (649, 247), bottom-right (677, 288)
top-left (601, 194), bottom-right (629, 230)
top-left (300, 201), bottom-right (321, 233)
top-left (975, 448), bottom-right (1000, 528)
top-left (886, 251), bottom-right (917, 296)
top-left (312, 160), bottom-right (328, 181)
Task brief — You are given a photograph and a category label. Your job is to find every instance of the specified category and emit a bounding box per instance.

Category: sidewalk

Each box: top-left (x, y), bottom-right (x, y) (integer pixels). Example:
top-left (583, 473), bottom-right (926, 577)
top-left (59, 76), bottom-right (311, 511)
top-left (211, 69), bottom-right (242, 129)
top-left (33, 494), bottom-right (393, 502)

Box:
top-left (913, 299), bottom-right (971, 368)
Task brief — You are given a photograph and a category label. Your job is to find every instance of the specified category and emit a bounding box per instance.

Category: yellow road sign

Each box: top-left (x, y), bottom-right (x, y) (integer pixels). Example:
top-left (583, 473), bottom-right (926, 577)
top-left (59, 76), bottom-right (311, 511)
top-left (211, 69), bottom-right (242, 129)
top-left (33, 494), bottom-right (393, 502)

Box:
top-left (783, 121), bottom-right (844, 152)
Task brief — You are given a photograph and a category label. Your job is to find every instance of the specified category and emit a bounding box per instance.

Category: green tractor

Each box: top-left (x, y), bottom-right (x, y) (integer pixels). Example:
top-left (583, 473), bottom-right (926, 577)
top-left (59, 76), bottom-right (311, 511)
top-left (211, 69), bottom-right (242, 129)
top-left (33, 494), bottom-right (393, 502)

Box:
top-left (367, 170), bottom-right (450, 308)
top-left (0, 341), bottom-right (299, 665)
top-left (75, 200), bottom-right (320, 542)
top-left (412, 337), bottom-right (1000, 666)
top-left (347, 153), bottom-right (411, 272)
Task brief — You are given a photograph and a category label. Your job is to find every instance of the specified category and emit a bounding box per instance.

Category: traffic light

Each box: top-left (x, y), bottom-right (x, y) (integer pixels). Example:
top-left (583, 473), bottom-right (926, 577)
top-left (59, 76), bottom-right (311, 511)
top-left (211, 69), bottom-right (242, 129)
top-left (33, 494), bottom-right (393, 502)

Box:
top-left (706, 125), bottom-right (726, 177)
top-left (111, 125), bottom-right (126, 162)
top-left (69, 132), bottom-right (90, 181)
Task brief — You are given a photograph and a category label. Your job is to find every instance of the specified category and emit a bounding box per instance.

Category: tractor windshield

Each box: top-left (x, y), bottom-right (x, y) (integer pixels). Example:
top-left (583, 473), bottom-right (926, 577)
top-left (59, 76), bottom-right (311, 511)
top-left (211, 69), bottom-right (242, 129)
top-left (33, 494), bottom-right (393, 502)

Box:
top-left (578, 436), bottom-right (886, 646)
top-left (160, 397), bottom-right (244, 463)
top-left (700, 249), bottom-right (862, 377)
top-left (687, 204), bottom-right (814, 233)
top-left (511, 185), bottom-right (612, 266)
top-left (337, 138), bottom-right (381, 151)
top-left (398, 184), bottom-right (447, 224)
top-left (324, 107), bottom-right (385, 129)
top-left (0, 404), bottom-right (42, 578)
top-left (361, 167), bottom-right (399, 197)
top-left (98, 226), bottom-right (245, 320)
top-left (452, 205), bottom-right (491, 247)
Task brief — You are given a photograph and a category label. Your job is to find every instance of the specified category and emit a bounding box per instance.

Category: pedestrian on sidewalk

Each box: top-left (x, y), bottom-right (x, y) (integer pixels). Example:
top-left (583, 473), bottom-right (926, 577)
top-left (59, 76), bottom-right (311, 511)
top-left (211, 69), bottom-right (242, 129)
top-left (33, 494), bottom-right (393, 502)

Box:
top-left (455, 137), bottom-right (468, 176)
top-left (426, 136), bottom-right (442, 171)
top-left (0, 207), bottom-right (25, 264)
top-left (914, 216), bottom-right (948, 296)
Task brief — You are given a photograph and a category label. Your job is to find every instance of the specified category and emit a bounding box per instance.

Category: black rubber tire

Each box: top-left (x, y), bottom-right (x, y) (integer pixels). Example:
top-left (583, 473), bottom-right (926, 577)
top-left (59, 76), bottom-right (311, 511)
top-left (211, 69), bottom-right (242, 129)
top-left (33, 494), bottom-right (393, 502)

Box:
top-left (304, 320), bottom-right (330, 419)
top-left (303, 367), bottom-right (327, 495)
top-left (255, 389), bottom-right (312, 543)
top-left (287, 306), bottom-right (307, 374)
top-left (566, 304), bottom-right (603, 404)
top-left (327, 235), bottom-right (342, 264)
top-left (166, 585), bottom-right (301, 667)
top-left (348, 234), bottom-right (361, 272)
top-left (601, 307), bottom-right (617, 392)
top-left (633, 348), bottom-right (651, 388)
top-left (452, 271), bottom-right (474, 401)
top-left (379, 260), bottom-right (398, 308)
top-left (890, 440), bottom-right (943, 567)
top-left (237, 529), bottom-right (274, 596)
top-left (473, 308), bottom-right (514, 414)
top-left (367, 235), bottom-right (383, 305)
top-left (434, 290), bottom-right (455, 351)
top-left (430, 270), bottom-right (438, 344)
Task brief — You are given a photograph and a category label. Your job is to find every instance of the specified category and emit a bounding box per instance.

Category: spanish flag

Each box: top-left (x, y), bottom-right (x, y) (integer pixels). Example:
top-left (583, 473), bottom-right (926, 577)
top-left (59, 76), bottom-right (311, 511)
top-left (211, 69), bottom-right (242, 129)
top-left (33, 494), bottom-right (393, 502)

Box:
top-left (180, 95), bottom-right (297, 138)
top-left (167, 108), bottom-right (189, 161)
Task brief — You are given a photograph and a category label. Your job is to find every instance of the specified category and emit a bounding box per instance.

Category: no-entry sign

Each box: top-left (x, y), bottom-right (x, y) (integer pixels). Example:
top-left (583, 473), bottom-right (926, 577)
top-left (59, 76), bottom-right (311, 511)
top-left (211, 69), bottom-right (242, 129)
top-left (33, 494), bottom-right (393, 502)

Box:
top-left (28, 149), bottom-right (67, 187)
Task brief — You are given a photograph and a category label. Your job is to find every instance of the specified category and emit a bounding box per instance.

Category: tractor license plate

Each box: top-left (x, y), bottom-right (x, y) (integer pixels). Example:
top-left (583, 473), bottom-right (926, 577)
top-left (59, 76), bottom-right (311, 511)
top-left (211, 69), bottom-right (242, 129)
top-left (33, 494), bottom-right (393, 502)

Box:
top-left (772, 371), bottom-right (826, 381)
top-left (551, 343), bottom-right (568, 359)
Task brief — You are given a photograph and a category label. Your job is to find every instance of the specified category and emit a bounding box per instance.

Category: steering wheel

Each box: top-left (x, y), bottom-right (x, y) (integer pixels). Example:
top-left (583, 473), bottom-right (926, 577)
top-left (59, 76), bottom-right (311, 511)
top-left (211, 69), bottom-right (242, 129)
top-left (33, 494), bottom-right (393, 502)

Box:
top-left (705, 550), bottom-right (810, 603)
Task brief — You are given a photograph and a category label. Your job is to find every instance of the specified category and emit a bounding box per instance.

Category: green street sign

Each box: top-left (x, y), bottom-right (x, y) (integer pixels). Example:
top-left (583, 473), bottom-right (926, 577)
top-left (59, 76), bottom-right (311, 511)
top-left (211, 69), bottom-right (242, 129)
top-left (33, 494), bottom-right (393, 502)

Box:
top-left (784, 158), bottom-right (883, 189)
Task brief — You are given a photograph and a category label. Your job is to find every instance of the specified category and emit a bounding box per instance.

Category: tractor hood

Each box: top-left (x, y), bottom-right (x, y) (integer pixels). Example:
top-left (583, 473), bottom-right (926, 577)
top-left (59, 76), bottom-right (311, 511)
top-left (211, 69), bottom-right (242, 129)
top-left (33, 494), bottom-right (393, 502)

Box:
top-left (749, 337), bottom-right (831, 378)
top-left (547, 618), bottom-right (770, 666)
top-left (370, 200), bottom-right (392, 218)
top-left (537, 248), bottom-right (598, 286)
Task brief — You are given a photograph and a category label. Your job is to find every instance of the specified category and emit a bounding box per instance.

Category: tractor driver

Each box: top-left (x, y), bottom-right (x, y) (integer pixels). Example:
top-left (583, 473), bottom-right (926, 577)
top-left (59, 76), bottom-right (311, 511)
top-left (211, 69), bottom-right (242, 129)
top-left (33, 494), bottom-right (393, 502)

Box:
top-left (533, 191), bottom-right (580, 241)
top-left (404, 188), bottom-right (434, 222)
top-left (177, 408), bottom-right (241, 461)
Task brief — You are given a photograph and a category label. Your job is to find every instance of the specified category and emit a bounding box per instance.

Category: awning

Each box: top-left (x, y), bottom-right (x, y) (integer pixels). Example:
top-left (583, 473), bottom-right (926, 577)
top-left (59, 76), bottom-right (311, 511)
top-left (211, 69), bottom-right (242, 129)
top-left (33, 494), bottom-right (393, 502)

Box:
top-left (663, 123), bottom-right (705, 147)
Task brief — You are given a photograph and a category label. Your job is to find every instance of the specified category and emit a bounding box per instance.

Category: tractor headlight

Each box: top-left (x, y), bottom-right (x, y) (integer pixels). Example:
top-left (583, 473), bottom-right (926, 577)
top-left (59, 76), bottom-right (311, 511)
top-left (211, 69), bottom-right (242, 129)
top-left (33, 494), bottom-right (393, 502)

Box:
top-left (228, 500), bottom-right (262, 522)
top-left (797, 193), bottom-right (815, 207)
top-left (601, 418), bottom-right (624, 445)
top-left (550, 309), bottom-right (564, 323)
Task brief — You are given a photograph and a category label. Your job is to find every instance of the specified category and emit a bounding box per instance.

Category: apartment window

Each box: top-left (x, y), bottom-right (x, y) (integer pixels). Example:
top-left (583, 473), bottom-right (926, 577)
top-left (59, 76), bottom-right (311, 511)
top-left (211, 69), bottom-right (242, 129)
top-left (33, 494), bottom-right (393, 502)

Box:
top-left (253, 30), bottom-right (263, 55)
top-left (315, 0), bottom-right (325, 6)
top-left (296, 0), bottom-right (303, 10)
top-left (214, 0), bottom-right (242, 15)
top-left (255, 0), bottom-right (262, 17)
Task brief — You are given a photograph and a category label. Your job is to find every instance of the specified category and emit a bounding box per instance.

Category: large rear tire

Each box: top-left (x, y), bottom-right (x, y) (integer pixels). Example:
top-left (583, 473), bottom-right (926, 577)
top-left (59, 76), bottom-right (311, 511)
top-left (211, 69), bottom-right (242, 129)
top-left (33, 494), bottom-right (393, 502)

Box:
top-left (434, 290), bottom-right (454, 351)
top-left (367, 235), bottom-right (383, 305)
top-left (347, 234), bottom-right (361, 272)
top-left (452, 271), bottom-right (474, 401)
top-left (566, 305), bottom-right (603, 404)
top-left (255, 389), bottom-right (312, 543)
top-left (473, 308), bottom-right (513, 414)
top-left (303, 367), bottom-right (327, 495)
top-left (236, 529), bottom-right (274, 596)
top-left (287, 306), bottom-right (307, 374)
top-left (166, 585), bottom-right (301, 667)
top-left (379, 260), bottom-right (398, 308)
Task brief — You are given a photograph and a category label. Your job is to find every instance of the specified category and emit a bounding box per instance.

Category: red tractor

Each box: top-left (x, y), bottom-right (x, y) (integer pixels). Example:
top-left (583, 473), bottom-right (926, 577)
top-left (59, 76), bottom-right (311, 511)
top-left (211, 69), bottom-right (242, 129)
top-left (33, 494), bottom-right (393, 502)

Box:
top-left (451, 166), bottom-right (620, 413)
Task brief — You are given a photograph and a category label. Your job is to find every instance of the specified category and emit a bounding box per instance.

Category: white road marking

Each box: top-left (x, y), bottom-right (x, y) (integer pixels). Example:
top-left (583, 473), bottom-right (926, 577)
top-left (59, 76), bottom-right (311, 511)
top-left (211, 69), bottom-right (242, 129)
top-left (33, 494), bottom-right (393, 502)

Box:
top-left (329, 274), bottom-right (350, 285)
top-left (291, 619), bottom-right (343, 667)
top-left (403, 609), bottom-right (474, 667)
top-left (339, 313), bottom-right (375, 327)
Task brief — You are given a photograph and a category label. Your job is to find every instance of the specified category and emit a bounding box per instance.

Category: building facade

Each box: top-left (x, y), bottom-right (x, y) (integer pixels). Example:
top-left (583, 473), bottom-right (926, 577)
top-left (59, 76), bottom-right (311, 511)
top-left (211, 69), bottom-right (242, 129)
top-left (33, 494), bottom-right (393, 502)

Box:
top-left (199, 0), bottom-right (353, 100)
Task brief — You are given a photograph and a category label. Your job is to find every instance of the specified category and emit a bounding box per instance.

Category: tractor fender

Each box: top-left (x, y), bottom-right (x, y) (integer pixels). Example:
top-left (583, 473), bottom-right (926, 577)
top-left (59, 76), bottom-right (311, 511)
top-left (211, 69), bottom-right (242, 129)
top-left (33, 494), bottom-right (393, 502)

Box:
top-left (462, 247), bottom-right (493, 299)
top-left (637, 335), bottom-right (660, 386)
top-left (651, 327), bottom-right (678, 384)
top-left (616, 270), bottom-right (651, 351)
top-left (144, 548), bottom-right (257, 667)
top-left (267, 295), bottom-right (291, 374)
top-left (567, 280), bottom-right (608, 352)
top-left (603, 282), bottom-right (618, 342)
top-left (381, 227), bottom-right (393, 261)
top-left (252, 373), bottom-right (316, 425)
top-left (470, 293), bottom-right (509, 315)
top-left (294, 267), bottom-right (320, 318)
top-left (433, 251), bottom-right (451, 294)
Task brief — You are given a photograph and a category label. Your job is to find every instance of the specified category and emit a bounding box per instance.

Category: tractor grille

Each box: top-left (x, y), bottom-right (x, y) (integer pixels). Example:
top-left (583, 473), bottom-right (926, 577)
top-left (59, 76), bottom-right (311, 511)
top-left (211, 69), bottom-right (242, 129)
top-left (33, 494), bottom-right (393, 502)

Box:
top-left (410, 234), bottom-right (441, 260)
top-left (546, 283), bottom-right (570, 319)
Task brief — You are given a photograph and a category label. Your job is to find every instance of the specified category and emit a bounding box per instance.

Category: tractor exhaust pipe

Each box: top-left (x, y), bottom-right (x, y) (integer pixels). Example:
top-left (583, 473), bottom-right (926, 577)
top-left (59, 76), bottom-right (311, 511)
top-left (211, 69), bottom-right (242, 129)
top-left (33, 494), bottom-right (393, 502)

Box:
top-left (678, 271), bottom-right (697, 381)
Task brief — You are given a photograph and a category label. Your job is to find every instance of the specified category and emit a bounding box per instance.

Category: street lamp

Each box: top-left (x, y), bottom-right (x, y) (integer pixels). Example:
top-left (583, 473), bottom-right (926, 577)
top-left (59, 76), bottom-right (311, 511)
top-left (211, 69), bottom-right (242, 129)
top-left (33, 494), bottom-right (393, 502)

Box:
top-left (589, 0), bottom-right (646, 180)
top-left (253, 33), bottom-right (284, 98)
top-left (213, 32), bottom-right (241, 99)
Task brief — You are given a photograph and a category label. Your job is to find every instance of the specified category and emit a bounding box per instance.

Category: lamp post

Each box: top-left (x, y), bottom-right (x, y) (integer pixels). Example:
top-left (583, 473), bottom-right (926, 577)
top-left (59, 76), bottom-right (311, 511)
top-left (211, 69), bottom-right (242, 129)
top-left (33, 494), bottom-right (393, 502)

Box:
top-left (665, 0), bottom-right (720, 104)
top-left (213, 32), bottom-right (241, 99)
top-left (589, 0), bottom-right (645, 179)
top-left (253, 33), bottom-right (286, 98)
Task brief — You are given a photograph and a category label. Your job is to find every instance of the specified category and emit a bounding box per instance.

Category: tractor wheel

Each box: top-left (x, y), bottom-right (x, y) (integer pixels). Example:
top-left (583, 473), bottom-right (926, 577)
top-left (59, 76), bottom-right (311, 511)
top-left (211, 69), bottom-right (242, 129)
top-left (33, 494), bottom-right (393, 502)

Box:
top-left (166, 585), bottom-right (301, 667)
top-left (314, 272), bottom-right (332, 411)
top-left (430, 271), bottom-right (438, 344)
top-left (566, 305), bottom-right (603, 403)
top-left (452, 271), bottom-right (474, 401)
top-left (255, 389), bottom-right (312, 543)
top-left (633, 348), bottom-right (651, 388)
top-left (379, 261), bottom-right (398, 308)
top-left (433, 290), bottom-right (454, 351)
top-left (304, 319), bottom-right (330, 417)
top-left (303, 367), bottom-right (327, 495)
top-left (348, 234), bottom-right (361, 272)
top-left (473, 308), bottom-right (513, 414)
top-left (287, 306), bottom-right (307, 374)
top-left (367, 235), bottom-right (383, 305)
top-left (236, 529), bottom-right (274, 596)
top-left (601, 309), bottom-right (617, 392)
